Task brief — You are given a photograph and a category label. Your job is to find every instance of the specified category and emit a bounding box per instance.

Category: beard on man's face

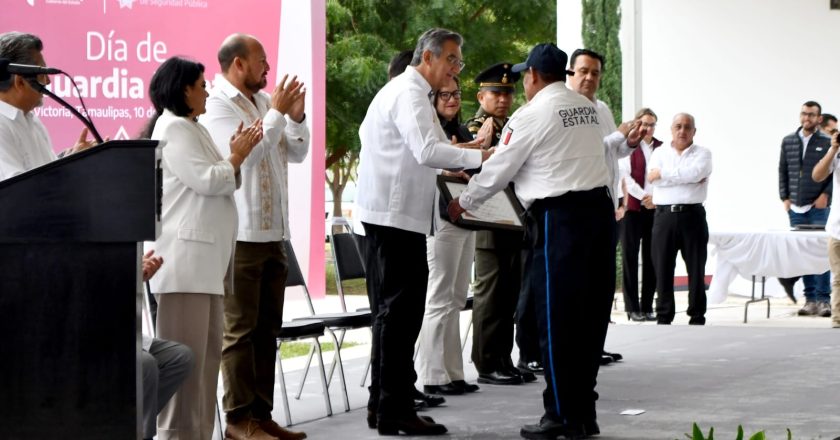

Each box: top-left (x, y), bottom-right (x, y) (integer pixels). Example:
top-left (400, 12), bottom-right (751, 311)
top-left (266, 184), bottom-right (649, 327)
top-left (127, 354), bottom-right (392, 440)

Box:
top-left (244, 75), bottom-right (267, 94)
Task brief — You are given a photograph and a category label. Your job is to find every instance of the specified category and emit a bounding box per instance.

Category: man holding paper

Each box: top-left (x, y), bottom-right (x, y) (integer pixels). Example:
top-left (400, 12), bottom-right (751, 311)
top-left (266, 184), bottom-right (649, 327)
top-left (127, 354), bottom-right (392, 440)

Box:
top-left (355, 27), bottom-right (491, 436)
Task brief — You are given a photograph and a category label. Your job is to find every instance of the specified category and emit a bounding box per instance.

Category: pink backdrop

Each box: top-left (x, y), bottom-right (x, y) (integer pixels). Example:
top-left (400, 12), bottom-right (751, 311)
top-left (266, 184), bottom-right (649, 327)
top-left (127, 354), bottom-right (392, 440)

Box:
top-left (3, 0), bottom-right (282, 148)
top-left (3, 0), bottom-right (328, 297)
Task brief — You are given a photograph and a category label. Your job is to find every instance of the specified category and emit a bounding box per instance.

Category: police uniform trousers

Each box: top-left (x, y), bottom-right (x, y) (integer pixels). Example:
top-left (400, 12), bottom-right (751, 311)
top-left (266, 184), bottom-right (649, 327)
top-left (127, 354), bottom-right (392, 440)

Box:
top-left (416, 219), bottom-right (475, 385)
top-left (515, 246), bottom-right (541, 364)
top-left (361, 222), bottom-right (429, 420)
top-left (529, 187), bottom-right (615, 426)
top-left (471, 229), bottom-right (523, 373)
top-left (651, 204), bottom-right (709, 324)
top-left (620, 207), bottom-right (657, 314)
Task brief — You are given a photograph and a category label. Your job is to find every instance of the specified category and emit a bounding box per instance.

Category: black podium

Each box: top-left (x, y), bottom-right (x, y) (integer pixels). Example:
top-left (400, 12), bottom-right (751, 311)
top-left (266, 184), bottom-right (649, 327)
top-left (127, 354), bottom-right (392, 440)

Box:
top-left (0, 140), bottom-right (161, 439)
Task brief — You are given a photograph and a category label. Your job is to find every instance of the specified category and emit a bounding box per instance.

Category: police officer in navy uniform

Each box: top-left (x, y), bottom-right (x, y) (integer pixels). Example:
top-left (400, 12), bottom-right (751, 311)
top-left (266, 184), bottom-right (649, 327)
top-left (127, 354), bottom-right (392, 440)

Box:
top-left (463, 63), bottom-right (537, 385)
top-left (449, 43), bottom-right (643, 440)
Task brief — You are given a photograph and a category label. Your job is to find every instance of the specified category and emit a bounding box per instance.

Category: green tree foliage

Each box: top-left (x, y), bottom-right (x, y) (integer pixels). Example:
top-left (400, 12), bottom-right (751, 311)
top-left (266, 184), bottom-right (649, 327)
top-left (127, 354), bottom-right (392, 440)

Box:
top-left (326, 0), bottom-right (556, 216)
top-left (581, 0), bottom-right (621, 124)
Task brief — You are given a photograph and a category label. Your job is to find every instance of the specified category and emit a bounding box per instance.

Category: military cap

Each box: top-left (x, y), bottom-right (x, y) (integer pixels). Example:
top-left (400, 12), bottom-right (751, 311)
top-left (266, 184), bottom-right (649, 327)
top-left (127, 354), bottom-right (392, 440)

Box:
top-left (474, 62), bottom-right (520, 92)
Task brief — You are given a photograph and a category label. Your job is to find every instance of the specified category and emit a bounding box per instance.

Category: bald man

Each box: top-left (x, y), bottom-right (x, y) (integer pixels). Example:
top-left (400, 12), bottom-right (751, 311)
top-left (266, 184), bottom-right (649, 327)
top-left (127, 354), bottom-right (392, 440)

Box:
top-left (199, 33), bottom-right (309, 440)
top-left (647, 113), bottom-right (712, 325)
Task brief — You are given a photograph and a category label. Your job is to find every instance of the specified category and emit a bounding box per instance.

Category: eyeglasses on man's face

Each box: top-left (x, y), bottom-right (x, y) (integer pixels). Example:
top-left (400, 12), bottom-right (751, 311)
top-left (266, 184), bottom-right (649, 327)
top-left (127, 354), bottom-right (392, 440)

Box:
top-left (438, 90), bottom-right (462, 101)
top-left (445, 54), bottom-right (466, 70)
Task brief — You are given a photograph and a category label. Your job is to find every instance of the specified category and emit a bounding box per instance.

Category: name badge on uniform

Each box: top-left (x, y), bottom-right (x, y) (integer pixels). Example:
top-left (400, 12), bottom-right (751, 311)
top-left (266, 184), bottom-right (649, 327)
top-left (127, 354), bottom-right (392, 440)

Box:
top-left (816, 147), bottom-right (824, 152)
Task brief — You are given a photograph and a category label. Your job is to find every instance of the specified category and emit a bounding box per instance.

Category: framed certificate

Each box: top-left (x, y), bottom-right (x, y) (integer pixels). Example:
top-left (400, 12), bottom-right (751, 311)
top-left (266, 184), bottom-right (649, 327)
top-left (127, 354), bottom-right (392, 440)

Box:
top-left (436, 175), bottom-right (525, 232)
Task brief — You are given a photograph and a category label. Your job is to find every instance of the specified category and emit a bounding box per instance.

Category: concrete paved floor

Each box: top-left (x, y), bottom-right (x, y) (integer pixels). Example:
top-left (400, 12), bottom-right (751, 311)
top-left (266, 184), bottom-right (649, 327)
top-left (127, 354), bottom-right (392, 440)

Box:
top-left (213, 294), bottom-right (840, 440)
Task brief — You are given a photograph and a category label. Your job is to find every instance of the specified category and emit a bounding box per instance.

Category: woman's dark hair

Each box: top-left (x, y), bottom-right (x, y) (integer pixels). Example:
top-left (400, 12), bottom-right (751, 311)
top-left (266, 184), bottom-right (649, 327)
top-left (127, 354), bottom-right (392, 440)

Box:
top-left (139, 56), bottom-right (204, 138)
top-left (435, 76), bottom-right (462, 123)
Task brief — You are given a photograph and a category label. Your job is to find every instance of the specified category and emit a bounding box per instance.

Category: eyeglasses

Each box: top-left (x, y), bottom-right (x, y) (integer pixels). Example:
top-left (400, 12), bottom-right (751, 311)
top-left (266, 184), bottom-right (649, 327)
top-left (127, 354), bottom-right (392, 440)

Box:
top-left (438, 90), bottom-right (462, 101)
top-left (641, 122), bottom-right (656, 128)
top-left (801, 111), bottom-right (819, 118)
top-left (446, 54), bottom-right (466, 70)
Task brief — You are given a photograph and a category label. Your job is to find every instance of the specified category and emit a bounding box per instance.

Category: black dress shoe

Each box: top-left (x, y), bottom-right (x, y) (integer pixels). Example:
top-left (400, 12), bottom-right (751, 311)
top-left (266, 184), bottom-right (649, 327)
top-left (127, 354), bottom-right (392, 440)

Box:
top-left (478, 370), bottom-right (523, 385)
top-left (520, 416), bottom-right (585, 440)
top-left (413, 388), bottom-right (445, 407)
top-left (367, 410), bottom-right (435, 429)
top-left (643, 312), bottom-right (657, 321)
top-left (504, 364), bottom-right (536, 383)
top-left (628, 311), bottom-right (645, 322)
top-left (517, 360), bottom-right (545, 375)
top-left (451, 380), bottom-right (479, 393)
top-left (603, 350), bottom-right (622, 362)
top-left (584, 419), bottom-right (600, 436)
top-left (424, 383), bottom-right (464, 395)
top-left (413, 399), bottom-right (428, 411)
top-left (599, 354), bottom-right (613, 365)
top-left (518, 369), bottom-right (537, 383)
top-left (377, 415), bottom-right (448, 436)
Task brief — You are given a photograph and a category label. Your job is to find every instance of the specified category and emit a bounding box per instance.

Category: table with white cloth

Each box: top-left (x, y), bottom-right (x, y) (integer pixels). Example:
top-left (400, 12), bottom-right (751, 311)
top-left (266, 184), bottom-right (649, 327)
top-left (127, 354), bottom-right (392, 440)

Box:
top-left (708, 229), bottom-right (830, 322)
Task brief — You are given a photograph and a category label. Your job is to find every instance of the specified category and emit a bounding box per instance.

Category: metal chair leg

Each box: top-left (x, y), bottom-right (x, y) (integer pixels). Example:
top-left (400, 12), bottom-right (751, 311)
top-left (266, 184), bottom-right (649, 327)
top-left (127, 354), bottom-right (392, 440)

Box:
top-left (461, 313), bottom-right (473, 354)
top-left (326, 328), bottom-right (350, 411)
top-left (313, 338), bottom-right (333, 417)
top-left (294, 342), bottom-right (316, 400)
top-left (325, 329), bottom-right (346, 387)
top-left (277, 342), bottom-right (293, 426)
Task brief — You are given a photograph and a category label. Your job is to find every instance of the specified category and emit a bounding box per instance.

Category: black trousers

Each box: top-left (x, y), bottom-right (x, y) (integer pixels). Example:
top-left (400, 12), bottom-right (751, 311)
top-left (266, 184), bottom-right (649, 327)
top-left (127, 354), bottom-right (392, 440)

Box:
top-left (515, 247), bottom-right (541, 363)
top-left (530, 188), bottom-right (615, 425)
top-left (620, 208), bottom-right (657, 314)
top-left (651, 206), bottom-right (709, 324)
top-left (360, 223), bottom-right (428, 420)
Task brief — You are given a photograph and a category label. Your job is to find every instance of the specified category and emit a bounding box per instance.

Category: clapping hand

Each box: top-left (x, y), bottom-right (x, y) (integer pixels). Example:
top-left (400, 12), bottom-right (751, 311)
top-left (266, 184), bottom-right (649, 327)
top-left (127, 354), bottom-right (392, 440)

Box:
top-left (228, 119), bottom-right (263, 170)
top-left (271, 74), bottom-right (305, 118)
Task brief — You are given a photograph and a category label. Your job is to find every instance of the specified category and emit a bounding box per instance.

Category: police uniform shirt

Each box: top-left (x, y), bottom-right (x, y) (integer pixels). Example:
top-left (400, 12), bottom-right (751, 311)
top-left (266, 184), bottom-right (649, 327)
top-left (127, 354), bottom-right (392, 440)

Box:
top-left (459, 82), bottom-right (609, 211)
top-left (356, 66), bottom-right (483, 234)
top-left (647, 142), bottom-right (712, 205)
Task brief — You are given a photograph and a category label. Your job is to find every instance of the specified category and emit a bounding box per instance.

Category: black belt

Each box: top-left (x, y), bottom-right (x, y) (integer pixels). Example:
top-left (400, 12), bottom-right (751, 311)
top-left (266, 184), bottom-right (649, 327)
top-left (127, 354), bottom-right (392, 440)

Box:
top-left (656, 203), bottom-right (702, 213)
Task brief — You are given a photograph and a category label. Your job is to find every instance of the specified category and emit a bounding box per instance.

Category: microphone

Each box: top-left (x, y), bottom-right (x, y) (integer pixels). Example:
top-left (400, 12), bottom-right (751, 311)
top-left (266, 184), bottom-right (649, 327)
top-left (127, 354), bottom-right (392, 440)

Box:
top-left (0, 58), bottom-right (62, 80)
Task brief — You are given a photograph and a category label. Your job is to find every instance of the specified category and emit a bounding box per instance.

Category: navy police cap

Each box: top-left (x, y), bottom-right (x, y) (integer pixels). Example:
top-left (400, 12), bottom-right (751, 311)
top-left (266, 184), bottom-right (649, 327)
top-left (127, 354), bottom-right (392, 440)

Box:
top-left (512, 43), bottom-right (574, 78)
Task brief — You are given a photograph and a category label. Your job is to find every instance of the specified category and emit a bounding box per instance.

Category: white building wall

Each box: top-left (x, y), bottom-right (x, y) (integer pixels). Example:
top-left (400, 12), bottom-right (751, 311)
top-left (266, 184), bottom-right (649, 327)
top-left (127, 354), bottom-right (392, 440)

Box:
top-left (561, 0), bottom-right (840, 296)
top-left (627, 0), bottom-right (840, 232)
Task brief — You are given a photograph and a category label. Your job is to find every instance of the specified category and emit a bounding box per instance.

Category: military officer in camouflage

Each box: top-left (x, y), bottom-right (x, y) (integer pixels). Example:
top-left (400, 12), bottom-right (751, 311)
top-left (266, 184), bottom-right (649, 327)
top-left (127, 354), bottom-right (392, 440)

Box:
top-left (464, 63), bottom-right (536, 386)
top-left (465, 62), bottom-right (517, 147)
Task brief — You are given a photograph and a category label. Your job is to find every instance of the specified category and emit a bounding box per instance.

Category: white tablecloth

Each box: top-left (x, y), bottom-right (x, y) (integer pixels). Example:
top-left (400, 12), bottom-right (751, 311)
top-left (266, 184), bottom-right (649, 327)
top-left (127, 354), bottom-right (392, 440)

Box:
top-left (707, 230), bottom-right (830, 304)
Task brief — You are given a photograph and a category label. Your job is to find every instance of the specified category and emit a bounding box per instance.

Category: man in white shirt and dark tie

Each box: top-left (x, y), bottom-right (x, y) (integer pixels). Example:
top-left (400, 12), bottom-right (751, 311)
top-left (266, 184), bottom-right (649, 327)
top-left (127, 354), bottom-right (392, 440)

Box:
top-left (647, 113), bottom-right (712, 325)
top-left (355, 27), bottom-right (490, 436)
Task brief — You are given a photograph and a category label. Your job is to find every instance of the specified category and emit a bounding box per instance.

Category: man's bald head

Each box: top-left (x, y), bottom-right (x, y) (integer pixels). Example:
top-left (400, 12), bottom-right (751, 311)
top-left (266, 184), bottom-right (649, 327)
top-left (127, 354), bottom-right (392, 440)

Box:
top-left (218, 33), bottom-right (258, 73)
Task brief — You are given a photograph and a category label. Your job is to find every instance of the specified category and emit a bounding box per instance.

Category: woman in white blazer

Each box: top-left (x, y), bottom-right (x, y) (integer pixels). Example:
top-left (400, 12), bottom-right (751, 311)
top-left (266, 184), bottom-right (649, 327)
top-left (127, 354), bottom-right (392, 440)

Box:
top-left (144, 57), bottom-right (263, 440)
